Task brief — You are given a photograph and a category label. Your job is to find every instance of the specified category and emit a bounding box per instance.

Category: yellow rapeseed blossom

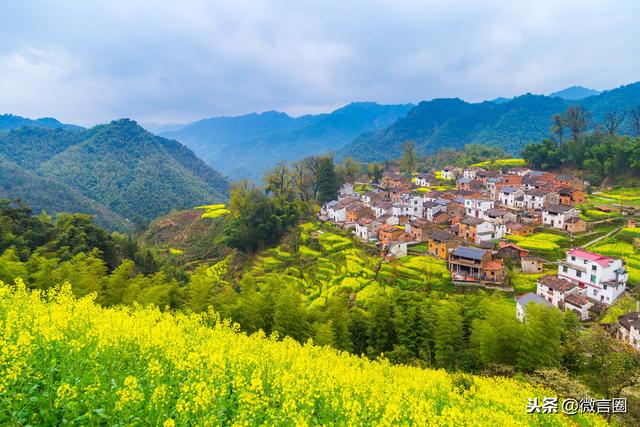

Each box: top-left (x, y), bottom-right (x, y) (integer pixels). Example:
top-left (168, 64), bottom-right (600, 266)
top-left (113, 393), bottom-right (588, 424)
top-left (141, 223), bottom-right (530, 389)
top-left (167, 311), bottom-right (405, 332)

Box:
top-left (0, 280), bottom-right (607, 426)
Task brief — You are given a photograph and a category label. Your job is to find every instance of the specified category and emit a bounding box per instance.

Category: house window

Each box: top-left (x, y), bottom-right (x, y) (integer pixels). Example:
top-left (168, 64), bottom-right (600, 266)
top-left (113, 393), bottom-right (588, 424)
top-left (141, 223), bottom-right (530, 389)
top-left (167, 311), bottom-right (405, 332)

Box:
top-left (576, 271), bottom-right (582, 278)
top-left (603, 284), bottom-right (608, 290)
top-left (591, 265), bottom-right (597, 271)
top-left (591, 275), bottom-right (596, 283)
top-left (571, 256), bottom-right (576, 261)
top-left (563, 266), bottom-right (568, 273)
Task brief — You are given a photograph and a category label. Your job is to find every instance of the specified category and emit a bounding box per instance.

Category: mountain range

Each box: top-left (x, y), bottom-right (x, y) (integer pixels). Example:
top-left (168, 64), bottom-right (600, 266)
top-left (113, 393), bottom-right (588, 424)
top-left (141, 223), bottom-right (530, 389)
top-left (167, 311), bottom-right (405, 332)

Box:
top-left (157, 102), bottom-right (413, 181)
top-left (337, 82), bottom-right (640, 162)
top-left (0, 119), bottom-right (228, 231)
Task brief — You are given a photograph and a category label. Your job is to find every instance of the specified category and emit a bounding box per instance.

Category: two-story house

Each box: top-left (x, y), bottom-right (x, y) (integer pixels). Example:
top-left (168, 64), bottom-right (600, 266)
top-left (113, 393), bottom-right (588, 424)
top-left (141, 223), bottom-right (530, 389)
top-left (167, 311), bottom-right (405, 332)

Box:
top-left (557, 248), bottom-right (628, 304)
top-left (427, 230), bottom-right (462, 259)
top-left (498, 186), bottom-right (524, 208)
top-left (448, 246), bottom-right (505, 283)
top-left (354, 217), bottom-right (380, 241)
top-left (423, 200), bottom-right (447, 222)
top-left (464, 198), bottom-right (494, 219)
top-left (541, 204), bottom-right (578, 229)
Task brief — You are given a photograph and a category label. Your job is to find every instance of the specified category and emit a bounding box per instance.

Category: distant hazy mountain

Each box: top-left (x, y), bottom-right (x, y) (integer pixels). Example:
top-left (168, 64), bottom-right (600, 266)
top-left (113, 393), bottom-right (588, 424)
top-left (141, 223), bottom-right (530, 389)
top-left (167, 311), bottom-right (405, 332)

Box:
top-left (490, 97), bottom-right (512, 104)
top-left (0, 119), bottom-right (229, 230)
top-left (0, 114), bottom-right (83, 132)
top-left (338, 82), bottom-right (640, 163)
top-left (549, 85), bottom-right (601, 100)
top-left (162, 102), bottom-right (413, 181)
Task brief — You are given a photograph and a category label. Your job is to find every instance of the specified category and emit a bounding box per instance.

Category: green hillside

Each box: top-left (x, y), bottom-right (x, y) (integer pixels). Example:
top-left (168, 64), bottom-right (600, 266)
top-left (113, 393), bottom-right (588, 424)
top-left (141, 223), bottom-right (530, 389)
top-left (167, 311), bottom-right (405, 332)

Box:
top-left (0, 119), bottom-right (229, 229)
top-left (338, 82), bottom-right (640, 162)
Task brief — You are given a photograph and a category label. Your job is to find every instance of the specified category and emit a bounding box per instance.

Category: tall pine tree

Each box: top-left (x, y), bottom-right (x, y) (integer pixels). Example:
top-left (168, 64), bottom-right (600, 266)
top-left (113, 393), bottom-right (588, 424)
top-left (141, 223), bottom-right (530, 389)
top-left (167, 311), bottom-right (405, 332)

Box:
top-left (316, 156), bottom-right (340, 205)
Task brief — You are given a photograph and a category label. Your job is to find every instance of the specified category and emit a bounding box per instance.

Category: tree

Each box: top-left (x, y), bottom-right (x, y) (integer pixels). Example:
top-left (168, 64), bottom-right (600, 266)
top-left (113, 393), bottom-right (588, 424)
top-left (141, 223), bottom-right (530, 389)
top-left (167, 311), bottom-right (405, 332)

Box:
top-left (471, 299), bottom-right (522, 367)
top-left (517, 304), bottom-right (563, 371)
top-left (400, 141), bottom-right (418, 173)
top-left (336, 157), bottom-right (362, 185)
top-left (367, 163), bottom-right (383, 183)
top-left (562, 105), bottom-right (591, 143)
top-left (630, 107), bottom-right (640, 136)
top-left (550, 114), bottom-right (565, 145)
top-left (264, 162), bottom-right (293, 199)
top-left (434, 302), bottom-right (463, 370)
top-left (602, 110), bottom-right (626, 136)
top-left (574, 326), bottom-right (640, 414)
top-left (316, 156), bottom-right (340, 205)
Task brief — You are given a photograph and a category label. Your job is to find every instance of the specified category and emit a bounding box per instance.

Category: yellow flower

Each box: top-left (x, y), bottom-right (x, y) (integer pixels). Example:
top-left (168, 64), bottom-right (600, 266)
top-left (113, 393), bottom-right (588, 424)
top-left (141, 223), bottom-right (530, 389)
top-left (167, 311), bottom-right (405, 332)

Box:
top-left (163, 419), bottom-right (175, 427)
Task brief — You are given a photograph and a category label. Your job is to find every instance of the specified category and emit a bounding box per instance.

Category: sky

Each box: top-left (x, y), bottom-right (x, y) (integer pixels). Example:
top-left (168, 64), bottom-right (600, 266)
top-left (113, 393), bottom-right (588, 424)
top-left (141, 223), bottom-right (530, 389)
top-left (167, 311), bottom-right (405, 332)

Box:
top-left (1, 0), bottom-right (639, 126)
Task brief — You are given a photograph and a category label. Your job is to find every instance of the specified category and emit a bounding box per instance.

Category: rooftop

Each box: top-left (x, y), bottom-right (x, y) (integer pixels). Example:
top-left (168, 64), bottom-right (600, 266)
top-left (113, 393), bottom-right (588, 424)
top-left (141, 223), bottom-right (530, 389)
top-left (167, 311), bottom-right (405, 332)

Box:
top-left (538, 275), bottom-right (577, 292)
top-left (567, 248), bottom-right (614, 267)
top-left (451, 246), bottom-right (487, 260)
top-left (516, 292), bottom-right (552, 307)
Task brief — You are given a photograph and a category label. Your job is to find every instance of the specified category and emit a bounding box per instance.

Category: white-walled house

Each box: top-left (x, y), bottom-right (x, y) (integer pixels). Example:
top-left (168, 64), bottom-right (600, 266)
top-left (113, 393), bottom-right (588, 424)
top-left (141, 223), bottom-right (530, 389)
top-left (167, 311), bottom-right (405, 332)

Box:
top-left (618, 312), bottom-right (640, 350)
top-left (415, 174), bottom-right (431, 187)
top-left (409, 195), bottom-right (424, 218)
top-left (354, 217), bottom-right (380, 241)
top-left (523, 189), bottom-right (549, 211)
top-left (423, 201), bottom-right (447, 222)
top-left (557, 248), bottom-right (628, 304)
top-left (463, 167), bottom-right (483, 179)
top-left (339, 183), bottom-right (355, 197)
top-left (541, 204), bottom-right (578, 229)
top-left (516, 292), bottom-right (553, 321)
top-left (392, 202), bottom-right (412, 218)
top-left (498, 186), bottom-right (524, 208)
top-left (372, 201), bottom-right (393, 218)
top-left (465, 198), bottom-right (495, 219)
top-left (441, 166), bottom-right (458, 180)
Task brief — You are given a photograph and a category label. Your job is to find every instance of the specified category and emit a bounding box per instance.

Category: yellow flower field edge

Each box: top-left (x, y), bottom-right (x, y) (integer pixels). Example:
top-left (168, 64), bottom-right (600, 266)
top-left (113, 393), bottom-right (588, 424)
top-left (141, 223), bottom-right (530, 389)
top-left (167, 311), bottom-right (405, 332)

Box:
top-left (0, 281), bottom-right (605, 426)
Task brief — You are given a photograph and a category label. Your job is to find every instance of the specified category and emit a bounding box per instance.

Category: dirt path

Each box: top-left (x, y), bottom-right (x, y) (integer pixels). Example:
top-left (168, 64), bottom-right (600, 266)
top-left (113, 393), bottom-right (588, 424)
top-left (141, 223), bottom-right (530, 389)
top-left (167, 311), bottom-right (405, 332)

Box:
top-left (580, 226), bottom-right (622, 249)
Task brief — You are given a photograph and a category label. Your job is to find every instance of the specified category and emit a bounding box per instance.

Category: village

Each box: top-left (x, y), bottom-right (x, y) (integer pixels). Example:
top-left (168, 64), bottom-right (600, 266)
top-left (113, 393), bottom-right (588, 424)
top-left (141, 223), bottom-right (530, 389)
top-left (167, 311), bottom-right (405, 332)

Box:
top-left (319, 164), bottom-right (640, 351)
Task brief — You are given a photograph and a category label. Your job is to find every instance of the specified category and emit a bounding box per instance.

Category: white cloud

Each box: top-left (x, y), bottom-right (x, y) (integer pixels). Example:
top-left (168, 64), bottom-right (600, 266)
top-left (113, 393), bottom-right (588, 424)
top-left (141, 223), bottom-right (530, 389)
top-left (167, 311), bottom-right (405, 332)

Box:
top-left (0, 0), bottom-right (639, 125)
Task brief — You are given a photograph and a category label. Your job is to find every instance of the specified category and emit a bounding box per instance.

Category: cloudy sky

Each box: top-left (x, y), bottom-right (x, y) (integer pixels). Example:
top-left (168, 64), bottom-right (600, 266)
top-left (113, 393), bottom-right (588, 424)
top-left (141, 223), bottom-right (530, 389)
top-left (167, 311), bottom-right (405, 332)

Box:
top-left (1, 0), bottom-right (639, 125)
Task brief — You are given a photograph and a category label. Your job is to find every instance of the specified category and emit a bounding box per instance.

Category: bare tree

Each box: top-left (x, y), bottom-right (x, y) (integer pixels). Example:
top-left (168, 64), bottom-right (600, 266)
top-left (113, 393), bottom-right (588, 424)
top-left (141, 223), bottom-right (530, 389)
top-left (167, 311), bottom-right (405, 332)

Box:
top-left (562, 105), bottom-right (591, 142)
top-left (630, 107), bottom-right (640, 136)
top-left (602, 110), bottom-right (626, 136)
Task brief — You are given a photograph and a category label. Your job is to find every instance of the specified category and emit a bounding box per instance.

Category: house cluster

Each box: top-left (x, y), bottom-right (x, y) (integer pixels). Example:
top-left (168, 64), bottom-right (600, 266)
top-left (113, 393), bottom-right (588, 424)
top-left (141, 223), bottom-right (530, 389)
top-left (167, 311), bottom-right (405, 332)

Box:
top-left (516, 248), bottom-right (628, 322)
top-left (319, 166), bottom-right (588, 283)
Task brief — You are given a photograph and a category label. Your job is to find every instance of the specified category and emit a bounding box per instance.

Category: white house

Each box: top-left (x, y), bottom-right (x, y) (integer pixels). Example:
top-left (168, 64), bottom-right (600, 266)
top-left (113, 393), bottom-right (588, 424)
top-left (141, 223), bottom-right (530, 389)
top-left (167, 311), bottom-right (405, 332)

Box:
top-left (408, 195), bottom-right (424, 218)
top-left (415, 174), bottom-right (431, 187)
top-left (498, 186), bottom-right (524, 208)
top-left (516, 292), bottom-right (553, 322)
top-left (423, 201), bottom-right (447, 222)
top-left (328, 204), bottom-right (347, 223)
top-left (463, 167), bottom-right (483, 179)
top-left (541, 204), bottom-right (578, 229)
top-left (392, 202), bottom-right (412, 219)
top-left (339, 183), bottom-right (355, 197)
top-left (523, 189), bottom-right (549, 211)
top-left (387, 241), bottom-right (408, 258)
top-left (354, 217), bottom-right (380, 241)
top-left (441, 166), bottom-right (457, 180)
top-left (475, 221), bottom-right (500, 243)
top-left (557, 248), bottom-right (628, 305)
top-left (464, 198), bottom-right (495, 219)
top-left (618, 312), bottom-right (640, 350)
top-left (372, 201), bottom-right (393, 218)
top-left (536, 275), bottom-right (586, 318)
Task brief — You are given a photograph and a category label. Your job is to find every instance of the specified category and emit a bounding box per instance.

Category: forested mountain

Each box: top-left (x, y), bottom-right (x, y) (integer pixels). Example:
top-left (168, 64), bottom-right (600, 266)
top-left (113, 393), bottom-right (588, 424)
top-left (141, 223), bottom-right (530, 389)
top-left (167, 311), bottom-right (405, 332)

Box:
top-left (161, 102), bottom-right (413, 181)
top-left (0, 119), bottom-right (229, 230)
top-left (549, 85), bottom-right (600, 100)
top-left (0, 113), bottom-right (82, 132)
top-left (338, 82), bottom-right (640, 162)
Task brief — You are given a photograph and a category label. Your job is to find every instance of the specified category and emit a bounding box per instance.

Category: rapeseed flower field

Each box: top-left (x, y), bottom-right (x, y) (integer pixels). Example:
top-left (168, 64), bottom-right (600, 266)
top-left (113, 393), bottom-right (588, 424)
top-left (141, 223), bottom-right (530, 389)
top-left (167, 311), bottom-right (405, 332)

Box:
top-left (0, 280), bottom-right (605, 426)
